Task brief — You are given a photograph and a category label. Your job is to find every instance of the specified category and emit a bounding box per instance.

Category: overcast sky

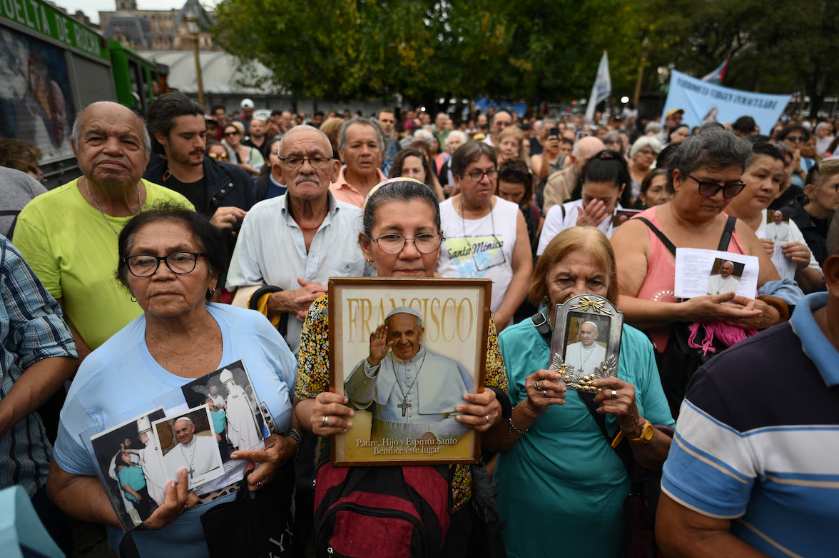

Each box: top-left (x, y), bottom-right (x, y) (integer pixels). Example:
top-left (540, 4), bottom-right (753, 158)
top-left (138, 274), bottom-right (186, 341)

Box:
top-left (53, 0), bottom-right (216, 24)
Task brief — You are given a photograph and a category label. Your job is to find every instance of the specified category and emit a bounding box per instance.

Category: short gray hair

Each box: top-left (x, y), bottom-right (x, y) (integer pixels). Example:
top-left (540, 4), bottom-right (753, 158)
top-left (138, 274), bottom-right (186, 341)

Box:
top-left (666, 126), bottom-right (751, 194)
top-left (339, 117), bottom-right (384, 153)
top-left (644, 121), bottom-right (662, 134)
top-left (71, 106), bottom-right (152, 155)
top-left (630, 136), bottom-right (662, 159)
top-left (413, 128), bottom-right (435, 148)
top-left (444, 130), bottom-right (468, 151)
top-left (276, 124), bottom-right (331, 157)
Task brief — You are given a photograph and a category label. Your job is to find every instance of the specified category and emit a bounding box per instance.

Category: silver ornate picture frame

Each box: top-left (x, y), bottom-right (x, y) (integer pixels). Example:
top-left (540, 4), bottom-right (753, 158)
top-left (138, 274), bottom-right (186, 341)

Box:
top-left (548, 295), bottom-right (624, 393)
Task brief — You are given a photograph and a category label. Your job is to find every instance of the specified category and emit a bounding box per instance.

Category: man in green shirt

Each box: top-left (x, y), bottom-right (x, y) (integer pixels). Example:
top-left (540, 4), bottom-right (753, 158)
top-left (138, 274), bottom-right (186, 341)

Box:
top-left (14, 102), bottom-right (193, 366)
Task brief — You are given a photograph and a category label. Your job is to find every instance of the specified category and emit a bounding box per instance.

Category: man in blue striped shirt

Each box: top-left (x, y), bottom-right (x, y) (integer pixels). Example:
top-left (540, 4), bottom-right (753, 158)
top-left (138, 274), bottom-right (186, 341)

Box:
top-left (657, 212), bottom-right (839, 557)
top-left (0, 235), bottom-right (77, 552)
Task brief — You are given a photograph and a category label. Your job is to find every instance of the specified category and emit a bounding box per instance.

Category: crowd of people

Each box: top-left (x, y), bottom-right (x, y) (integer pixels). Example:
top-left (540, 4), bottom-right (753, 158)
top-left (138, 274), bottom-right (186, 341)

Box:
top-left (1, 92), bottom-right (839, 558)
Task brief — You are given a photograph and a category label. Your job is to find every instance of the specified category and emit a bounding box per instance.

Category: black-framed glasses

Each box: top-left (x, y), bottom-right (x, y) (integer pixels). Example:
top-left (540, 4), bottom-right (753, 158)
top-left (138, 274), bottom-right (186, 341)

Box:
top-left (371, 234), bottom-right (444, 255)
top-left (686, 174), bottom-right (746, 199)
top-left (125, 252), bottom-right (207, 277)
top-left (465, 169), bottom-right (498, 182)
top-left (278, 156), bottom-right (332, 169)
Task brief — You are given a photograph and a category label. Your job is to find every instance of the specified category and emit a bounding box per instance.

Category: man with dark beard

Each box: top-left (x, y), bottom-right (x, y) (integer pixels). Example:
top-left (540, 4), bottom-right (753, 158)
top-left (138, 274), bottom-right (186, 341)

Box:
top-left (144, 93), bottom-right (255, 266)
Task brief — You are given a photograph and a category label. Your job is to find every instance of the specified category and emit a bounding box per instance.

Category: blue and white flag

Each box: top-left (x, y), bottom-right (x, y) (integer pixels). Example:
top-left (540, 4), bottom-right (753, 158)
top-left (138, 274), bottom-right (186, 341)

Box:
top-left (585, 51), bottom-right (611, 123)
top-left (663, 70), bottom-right (791, 135)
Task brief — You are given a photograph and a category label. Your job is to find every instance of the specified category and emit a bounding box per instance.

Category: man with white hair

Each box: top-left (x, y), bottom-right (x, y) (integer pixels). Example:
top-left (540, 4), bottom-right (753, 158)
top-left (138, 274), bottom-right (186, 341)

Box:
top-left (707, 261), bottom-right (741, 295)
top-left (219, 368), bottom-right (262, 451)
top-left (564, 321), bottom-right (607, 375)
top-left (162, 416), bottom-right (221, 481)
top-left (226, 125), bottom-right (368, 354)
top-left (765, 210), bottom-right (791, 242)
top-left (13, 102), bottom-right (193, 367)
top-left (542, 136), bottom-right (606, 213)
top-left (344, 307), bottom-right (475, 441)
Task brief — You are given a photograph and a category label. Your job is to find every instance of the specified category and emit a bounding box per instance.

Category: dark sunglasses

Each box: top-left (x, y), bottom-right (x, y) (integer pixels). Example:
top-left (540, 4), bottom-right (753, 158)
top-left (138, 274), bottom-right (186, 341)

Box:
top-left (224, 130), bottom-right (239, 137)
top-left (686, 174), bottom-right (746, 198)
top-left (785, 135), bottom-right (806, 143)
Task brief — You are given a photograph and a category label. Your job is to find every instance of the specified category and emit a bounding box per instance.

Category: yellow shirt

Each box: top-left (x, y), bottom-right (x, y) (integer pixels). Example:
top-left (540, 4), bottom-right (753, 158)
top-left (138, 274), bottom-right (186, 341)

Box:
top-left (13, 178), bottom-right (194, 350)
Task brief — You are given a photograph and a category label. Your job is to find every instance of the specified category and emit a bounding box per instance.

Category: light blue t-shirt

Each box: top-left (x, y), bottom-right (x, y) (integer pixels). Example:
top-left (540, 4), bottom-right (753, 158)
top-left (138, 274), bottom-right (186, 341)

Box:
top-left (53, 303), bottom-right (296, 557)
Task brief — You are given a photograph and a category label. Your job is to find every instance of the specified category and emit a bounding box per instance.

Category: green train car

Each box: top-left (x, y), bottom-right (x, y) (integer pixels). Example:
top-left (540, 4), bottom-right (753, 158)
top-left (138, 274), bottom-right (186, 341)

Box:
top-left (0, 0), bottom-right (167, 186)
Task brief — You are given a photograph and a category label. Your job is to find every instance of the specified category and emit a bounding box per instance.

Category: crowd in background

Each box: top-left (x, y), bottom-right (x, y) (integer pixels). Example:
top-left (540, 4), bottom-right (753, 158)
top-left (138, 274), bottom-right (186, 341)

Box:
top-left (1, 92), bottom-right (839, 558)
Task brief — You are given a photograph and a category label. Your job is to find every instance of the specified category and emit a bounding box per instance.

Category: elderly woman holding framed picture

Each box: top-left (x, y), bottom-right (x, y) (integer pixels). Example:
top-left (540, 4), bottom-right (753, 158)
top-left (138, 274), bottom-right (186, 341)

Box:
top-left (493, 227), bottom-right (674, 558)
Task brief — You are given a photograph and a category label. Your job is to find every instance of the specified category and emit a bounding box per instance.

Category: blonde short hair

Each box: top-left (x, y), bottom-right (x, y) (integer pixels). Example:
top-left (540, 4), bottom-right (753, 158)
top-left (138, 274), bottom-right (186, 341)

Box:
top-left (529, 227), bottom-right (619, 306)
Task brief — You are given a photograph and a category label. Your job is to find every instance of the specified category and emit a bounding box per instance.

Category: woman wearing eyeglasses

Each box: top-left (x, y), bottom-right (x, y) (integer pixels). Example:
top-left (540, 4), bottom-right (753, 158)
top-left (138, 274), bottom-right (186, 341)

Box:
top-left (48, 204), bottom-right (299, 557)
top-left (436, 142), bottom-right (533, 331)
top-left (222, 124), bottom-right (264, 177)
top-left (295, 178), bottom-right (509, 557)
top-left (611, 127), bottom-right (783, 414)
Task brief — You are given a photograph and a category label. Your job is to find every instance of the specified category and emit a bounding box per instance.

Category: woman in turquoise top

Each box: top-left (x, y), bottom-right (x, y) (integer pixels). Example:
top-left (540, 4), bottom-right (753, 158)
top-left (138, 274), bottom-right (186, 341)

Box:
top-left (494, 227), bottom-right (675, 558)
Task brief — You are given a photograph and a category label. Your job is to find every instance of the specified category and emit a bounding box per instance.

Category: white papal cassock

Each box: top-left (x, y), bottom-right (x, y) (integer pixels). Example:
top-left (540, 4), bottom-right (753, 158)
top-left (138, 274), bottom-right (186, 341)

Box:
top-left (224, 383), bottom-right (262, 450)
top-left (706, 274), bottom-right (741, 295)
top-left (163, 434), bottom-right (219, 480)
top-left (345, 345), bottom-right (474, 440)
top-left (565, 341), bottom-right (607, 375)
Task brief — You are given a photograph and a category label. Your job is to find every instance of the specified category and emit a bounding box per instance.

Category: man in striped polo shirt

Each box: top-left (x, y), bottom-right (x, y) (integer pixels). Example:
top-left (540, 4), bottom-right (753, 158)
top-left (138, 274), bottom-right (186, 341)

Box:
top-left (657, 210), bottom-right (839, 557)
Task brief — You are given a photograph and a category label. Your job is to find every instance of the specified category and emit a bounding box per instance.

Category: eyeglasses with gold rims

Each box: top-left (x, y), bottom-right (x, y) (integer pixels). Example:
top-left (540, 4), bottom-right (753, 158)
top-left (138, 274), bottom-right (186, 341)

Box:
top-left (125, 252), bottom-right (208, 277)
top-left (370, 234), bottom-right (445, 255)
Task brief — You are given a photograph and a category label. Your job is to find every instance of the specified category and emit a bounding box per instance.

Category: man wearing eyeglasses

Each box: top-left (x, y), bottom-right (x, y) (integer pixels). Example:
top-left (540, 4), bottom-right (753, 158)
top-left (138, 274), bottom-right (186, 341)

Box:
top-left (144, 93), bottom-right (256, 269)
top-left (227, 125), bottom-right (369, 355)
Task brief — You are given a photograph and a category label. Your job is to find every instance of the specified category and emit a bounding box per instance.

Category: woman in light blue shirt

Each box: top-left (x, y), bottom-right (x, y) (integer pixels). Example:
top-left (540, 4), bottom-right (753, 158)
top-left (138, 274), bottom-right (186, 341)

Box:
top-left (47, 204), bottom-right (299, 557)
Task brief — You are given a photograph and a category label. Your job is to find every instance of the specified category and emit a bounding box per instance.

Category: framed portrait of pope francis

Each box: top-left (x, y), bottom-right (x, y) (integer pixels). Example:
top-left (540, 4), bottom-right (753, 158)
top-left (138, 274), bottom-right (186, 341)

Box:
top-left (548, 294), bottom-right (624, 393)
top-left (329, 277), bottom-right (492, 466)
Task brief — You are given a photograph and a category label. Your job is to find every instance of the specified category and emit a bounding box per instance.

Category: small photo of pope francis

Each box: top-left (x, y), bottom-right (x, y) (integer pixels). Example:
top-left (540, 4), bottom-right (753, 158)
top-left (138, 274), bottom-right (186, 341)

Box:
top-left (564, 317), bottom-right (608, 375)
top-left (344, 307), bottom-right (475, 443)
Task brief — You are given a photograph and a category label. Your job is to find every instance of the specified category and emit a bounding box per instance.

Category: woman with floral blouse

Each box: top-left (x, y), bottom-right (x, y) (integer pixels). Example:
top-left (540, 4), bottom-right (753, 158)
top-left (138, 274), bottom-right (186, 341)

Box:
top-left (294, 178), bottom-right (510, 556)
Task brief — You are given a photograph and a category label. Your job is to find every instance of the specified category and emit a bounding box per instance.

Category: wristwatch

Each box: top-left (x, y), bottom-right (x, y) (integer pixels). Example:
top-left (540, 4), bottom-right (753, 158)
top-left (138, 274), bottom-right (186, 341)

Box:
top-left (630, 420), bottom-right (653, 444)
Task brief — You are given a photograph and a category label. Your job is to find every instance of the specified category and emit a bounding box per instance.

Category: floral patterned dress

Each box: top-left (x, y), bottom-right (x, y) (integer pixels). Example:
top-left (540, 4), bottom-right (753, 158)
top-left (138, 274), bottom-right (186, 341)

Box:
top-left (295, 294), bottom-right (508, 511)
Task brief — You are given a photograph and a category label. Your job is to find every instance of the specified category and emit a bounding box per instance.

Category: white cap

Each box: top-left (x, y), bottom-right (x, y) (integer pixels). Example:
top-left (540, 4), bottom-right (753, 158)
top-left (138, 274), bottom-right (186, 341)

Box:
top-left (241, 98), bottom-right (254, 109)
top-left (385, 307), bottom-right (423, 327)
top-left (220, 368), bottom-right (234, 384)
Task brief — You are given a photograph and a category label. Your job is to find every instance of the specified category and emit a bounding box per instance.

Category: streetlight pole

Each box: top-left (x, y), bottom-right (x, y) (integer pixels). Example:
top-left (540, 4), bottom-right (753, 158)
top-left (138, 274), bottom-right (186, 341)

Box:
top-left (185, 7), bottom-right (204, 108)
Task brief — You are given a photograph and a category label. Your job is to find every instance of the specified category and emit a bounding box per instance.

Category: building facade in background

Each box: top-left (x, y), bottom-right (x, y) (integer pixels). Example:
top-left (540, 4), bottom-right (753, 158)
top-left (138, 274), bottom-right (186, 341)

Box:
top-left (99, 0), bottom-right (218, 51)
